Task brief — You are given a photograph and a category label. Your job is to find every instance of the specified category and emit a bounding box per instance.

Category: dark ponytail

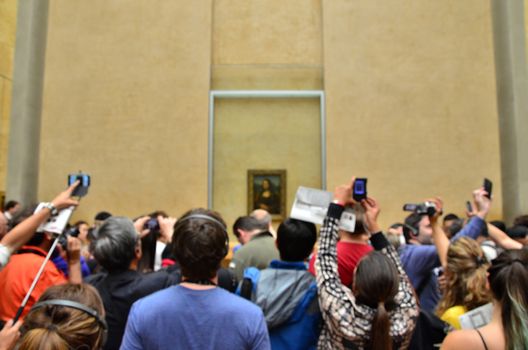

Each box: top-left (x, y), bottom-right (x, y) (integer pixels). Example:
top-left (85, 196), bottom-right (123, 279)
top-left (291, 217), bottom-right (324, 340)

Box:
top-left (488, 250), bottom-right (528, 350)
top-left (370, 302), bottom-right (392, 350)
top-left (355, 251), bottom-right (399, 350)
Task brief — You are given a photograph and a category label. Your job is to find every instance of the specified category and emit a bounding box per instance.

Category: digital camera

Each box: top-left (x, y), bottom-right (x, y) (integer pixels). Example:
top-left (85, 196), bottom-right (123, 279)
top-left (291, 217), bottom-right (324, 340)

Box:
top-left (402, 201), bottom-right (437, 216)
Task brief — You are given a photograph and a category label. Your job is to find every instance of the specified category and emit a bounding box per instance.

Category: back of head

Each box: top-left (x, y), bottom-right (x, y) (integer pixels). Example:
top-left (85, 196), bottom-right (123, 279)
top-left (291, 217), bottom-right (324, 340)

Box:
top-left (10, 205), bottom-right (35, 229)
top-left (490, 220), bottom-right (507, 232)
top-left (232, 215), bottom-right (267, 239)
top-left (172, 208), bottom-right (228, 281)
top-left (488, 249), bottom-right (528, 350)
top-left (354, 251), bottom-right (399, 350)
top-left (19, 283), bottom-right (106, 350)
top-left (348, 215), bottom-right (368, 235)
top-left (250, 209), bottom-right (272, 227)
top-left (276, 218), bottom-right (316, 262)
top-left (513, 214), bottom-right (528, 228)
top-left (385, 223), bottom-right (404, 250)
top-left (94, 211), bottom-right (112, 222)
top-left (437, 237), bottom-right (491, 315)
top-left (385, 233), bottom-right (401, 250)
top-left (4, 200), bottom-right (19, 212)
top-left (506, 225), bottom-right (528, 240)
top-left (91, 217), bottom-right (138, 272)
top-left (93, 211), bottom-right (112, 228)
top-left (444, 218), bottom-right (464, 239)
top-left (443, 213), bottom-right (459, 223)
top-left (9, 205), bottom-right (45, 247)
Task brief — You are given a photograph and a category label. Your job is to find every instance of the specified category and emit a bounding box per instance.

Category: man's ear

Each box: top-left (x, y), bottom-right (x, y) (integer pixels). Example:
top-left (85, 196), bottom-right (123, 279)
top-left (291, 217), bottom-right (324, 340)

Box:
top-left (404, 224), bottom-right (418, 239)
top-left (134, 241), bottom-right (142, 259)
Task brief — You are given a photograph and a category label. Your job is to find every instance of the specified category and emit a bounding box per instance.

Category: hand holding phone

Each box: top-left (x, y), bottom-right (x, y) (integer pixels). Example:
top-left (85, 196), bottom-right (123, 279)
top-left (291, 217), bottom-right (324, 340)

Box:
top-left (68, 173), bottom-right (91, 197)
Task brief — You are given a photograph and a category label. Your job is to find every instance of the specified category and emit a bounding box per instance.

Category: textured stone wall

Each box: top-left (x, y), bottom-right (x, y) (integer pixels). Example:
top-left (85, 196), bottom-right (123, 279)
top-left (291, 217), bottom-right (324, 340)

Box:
top-left (0, 0), bottom-right (17, 197)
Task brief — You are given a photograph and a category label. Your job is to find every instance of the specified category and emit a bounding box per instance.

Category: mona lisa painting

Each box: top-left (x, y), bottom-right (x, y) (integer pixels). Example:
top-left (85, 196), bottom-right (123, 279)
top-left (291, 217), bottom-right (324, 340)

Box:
top-left (247, 169), bottom-right (286, 220)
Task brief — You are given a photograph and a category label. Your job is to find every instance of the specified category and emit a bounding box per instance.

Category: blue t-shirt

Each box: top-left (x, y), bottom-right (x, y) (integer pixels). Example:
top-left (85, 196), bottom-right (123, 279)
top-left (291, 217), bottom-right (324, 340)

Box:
top-left (399, 216), bottom-right (487, 311)
top-left (120, 285), bottom-right (270, 350)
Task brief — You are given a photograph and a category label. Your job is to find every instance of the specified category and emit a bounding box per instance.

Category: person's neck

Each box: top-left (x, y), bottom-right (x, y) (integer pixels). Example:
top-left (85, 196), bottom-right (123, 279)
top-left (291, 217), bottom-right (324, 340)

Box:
top-left (409, 238), bottom-right (422, 246)
top-left (250, 230), bottom-right (269, 240)
top-left (39, 240), bottom-right (52, 252)
top-left (340, 231), bottom-right (369, 244)
top-left (180, 276), bottom-right (218, 290)
top-left (489, 301), bottom-right (503, 327)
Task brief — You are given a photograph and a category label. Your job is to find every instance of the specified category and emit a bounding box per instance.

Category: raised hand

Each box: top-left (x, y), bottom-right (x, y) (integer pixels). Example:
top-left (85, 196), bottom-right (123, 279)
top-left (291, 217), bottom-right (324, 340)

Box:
top-left (361, 197), bottom-right (381, 233)
top-left (51, 181), bottom-right (80, 210)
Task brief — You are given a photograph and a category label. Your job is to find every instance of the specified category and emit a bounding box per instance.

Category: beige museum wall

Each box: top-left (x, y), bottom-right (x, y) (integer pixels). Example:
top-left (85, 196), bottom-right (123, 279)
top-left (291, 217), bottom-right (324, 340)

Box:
top-left (0, 0), bottom-right (17, 194)
top-left (26, 0), bottom-right (504, 231)
top-left (212, 0), bottom-right (323, 92)
top-left (211, 0), bottom-right (324, 233)
top-left (212, 0), bottom-right (322, 66)
top-left (323, 0), bottom-right (502, 228)
top-left (213, 98), bottom-right (322, 230)
top-left (38, 1), bottom-right (212, 221)
top-left (524, 0), bottom-right (528, 87)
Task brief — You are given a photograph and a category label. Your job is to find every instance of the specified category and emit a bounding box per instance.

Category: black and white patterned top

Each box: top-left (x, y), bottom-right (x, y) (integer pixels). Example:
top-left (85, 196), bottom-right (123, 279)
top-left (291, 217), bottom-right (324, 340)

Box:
top-left (315, 203), bottom-right (419, 350)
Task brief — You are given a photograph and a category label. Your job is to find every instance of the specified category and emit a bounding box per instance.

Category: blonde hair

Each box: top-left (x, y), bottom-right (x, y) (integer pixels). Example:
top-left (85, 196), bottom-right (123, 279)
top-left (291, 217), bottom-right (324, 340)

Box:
top-left (436, 237), bottom-right (491, 316)
top-left (18, 284), bottom-right (106, 350)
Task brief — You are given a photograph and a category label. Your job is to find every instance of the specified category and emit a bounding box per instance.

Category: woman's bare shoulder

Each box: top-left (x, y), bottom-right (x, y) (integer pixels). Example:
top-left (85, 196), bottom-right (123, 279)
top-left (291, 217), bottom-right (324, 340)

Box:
top-left (440, 329), bottom-right (482, 350)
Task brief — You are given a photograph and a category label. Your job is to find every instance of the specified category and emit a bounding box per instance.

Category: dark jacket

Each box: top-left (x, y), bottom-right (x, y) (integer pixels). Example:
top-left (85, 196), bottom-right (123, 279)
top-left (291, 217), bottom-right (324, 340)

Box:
top-left (85, 266), bottom-right (180, 350)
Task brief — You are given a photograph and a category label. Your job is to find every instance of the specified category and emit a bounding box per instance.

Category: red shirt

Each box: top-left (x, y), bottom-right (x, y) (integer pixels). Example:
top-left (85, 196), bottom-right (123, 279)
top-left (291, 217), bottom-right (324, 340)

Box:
top-left (0, 246), bottom-right (66, 321)
top-left (309, 241), bottom-right (373, 287)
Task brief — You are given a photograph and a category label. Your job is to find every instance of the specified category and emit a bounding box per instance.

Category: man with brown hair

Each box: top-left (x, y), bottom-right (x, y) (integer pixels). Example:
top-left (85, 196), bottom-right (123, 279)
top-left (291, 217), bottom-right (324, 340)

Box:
top-left (121, 208), bottom-right (270, 350)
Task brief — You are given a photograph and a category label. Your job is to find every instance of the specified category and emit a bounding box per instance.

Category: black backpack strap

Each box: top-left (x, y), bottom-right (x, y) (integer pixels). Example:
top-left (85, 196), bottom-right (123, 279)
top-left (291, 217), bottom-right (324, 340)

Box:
top-left (240, 278), bottom-right (253, 300)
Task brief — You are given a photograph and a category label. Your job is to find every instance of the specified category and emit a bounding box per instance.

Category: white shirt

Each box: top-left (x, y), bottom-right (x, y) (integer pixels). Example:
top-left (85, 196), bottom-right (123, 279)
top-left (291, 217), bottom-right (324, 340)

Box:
top-left (0, 244), bottom-right (11, 270)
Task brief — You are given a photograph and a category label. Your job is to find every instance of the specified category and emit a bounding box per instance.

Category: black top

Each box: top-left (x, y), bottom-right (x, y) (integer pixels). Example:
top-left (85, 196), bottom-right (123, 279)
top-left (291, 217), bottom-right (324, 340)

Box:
top-left (85, 266), bottom-right (181, 350)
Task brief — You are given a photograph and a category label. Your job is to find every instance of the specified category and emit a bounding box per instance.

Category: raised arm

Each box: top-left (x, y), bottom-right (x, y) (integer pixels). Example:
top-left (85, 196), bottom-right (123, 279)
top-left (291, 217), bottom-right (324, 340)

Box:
top-left (487, 223), bottom-right (523, 250)
top-left (452, 188), bottom-right (490, 242)
top-left (0, 182), bottom-right (79, 257)
top-left (66, 236), bottom-right (82, 284)
top-left (315, 179), bottom-right (365, 341)
top-left (316, 180), bottom-right (418, 346)
top-left (428, 198), bottom-right (449, 268)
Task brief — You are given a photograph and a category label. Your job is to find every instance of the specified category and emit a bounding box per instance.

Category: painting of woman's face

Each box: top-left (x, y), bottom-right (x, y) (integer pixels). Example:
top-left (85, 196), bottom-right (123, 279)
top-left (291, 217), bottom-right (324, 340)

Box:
top-left (248, 170), bottom-right (286, 219)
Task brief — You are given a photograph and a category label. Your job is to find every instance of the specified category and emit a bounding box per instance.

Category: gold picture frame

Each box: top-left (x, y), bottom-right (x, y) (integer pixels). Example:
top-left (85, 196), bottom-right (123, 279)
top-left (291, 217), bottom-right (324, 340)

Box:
top-left (247, 169), bottom-right (287, 220)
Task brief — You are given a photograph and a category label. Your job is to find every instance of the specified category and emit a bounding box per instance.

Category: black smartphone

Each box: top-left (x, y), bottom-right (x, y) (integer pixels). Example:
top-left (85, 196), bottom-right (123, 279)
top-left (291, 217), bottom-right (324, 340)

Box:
top-left (466, 201), bottom-right (473, 213)
top-left (68, 173), bottom-right (91, 197)
top-left (483, 178), bottom-right (492, 199)
top-left (353, 178), bottom-right (368, 201)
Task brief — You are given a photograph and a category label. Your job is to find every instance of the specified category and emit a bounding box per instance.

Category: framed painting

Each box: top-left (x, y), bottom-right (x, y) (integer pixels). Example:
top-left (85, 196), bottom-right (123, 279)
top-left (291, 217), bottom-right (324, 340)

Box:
top-left (247, 169), bottom-right (286, 220)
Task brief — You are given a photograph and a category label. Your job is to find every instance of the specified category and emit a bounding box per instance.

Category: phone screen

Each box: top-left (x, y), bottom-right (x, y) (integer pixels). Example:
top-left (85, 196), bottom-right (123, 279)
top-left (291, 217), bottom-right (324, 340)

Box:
top-left (68, 175), bottom-right (77, 186)
top-left (353, 178), bottom-right (367, 201)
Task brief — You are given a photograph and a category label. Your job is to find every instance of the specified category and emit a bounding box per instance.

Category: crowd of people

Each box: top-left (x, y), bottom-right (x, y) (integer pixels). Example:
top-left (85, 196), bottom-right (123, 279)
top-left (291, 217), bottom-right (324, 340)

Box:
top-left (0, 177), bottom-right (527, 350)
